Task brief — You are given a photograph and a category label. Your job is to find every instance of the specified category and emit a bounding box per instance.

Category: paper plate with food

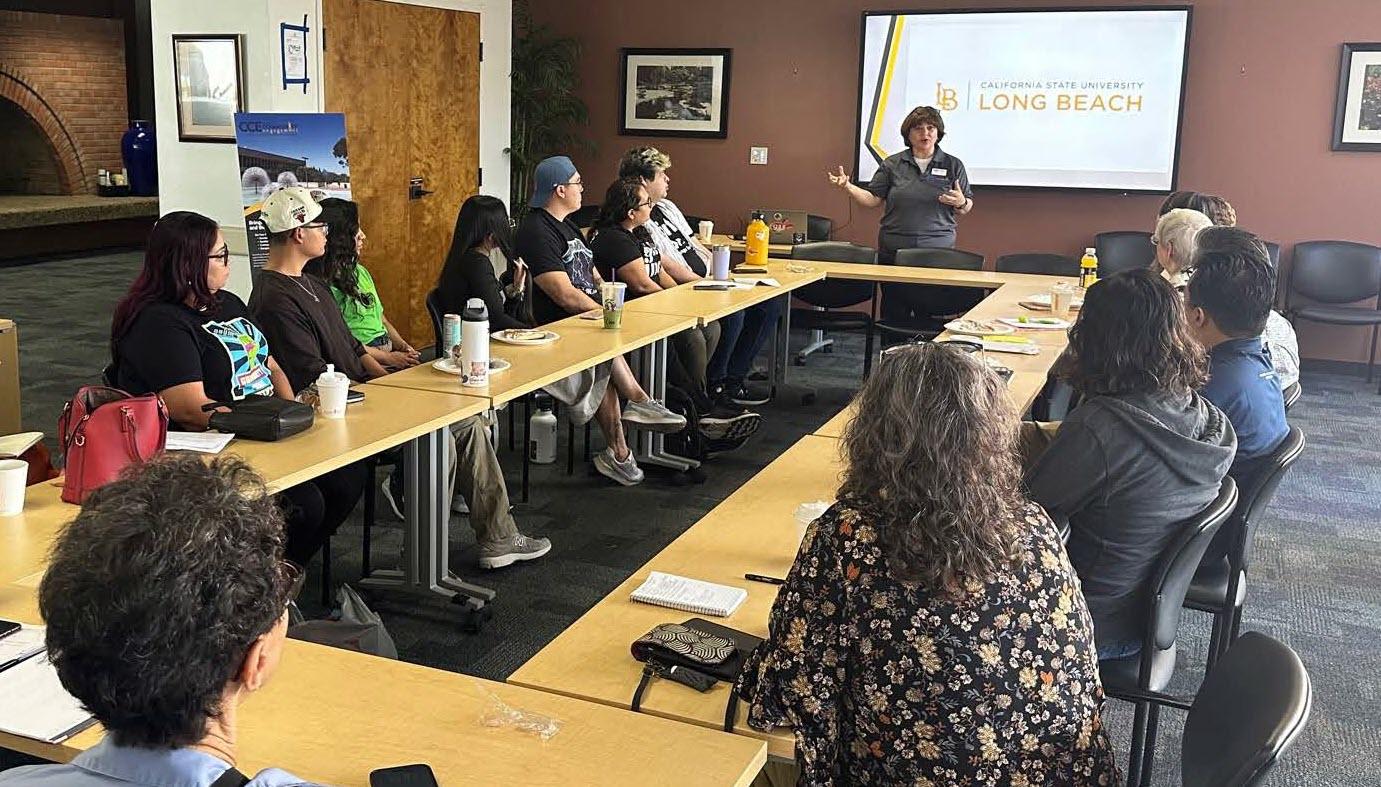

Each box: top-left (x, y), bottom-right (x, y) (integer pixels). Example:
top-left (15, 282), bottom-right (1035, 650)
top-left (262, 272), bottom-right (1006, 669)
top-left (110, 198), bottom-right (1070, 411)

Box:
top-left (491, 328), bottom-right (560, 346)
top-left (944, 318), bottom-right (1015, 336)
top-left (997, 315), bottom-right (1072, 330)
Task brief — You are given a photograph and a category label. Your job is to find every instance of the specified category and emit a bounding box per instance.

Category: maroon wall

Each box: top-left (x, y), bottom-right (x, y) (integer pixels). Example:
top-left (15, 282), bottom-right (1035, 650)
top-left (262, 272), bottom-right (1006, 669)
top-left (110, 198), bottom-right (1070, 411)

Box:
top-left (528, 0), bottom-right (1381, 363)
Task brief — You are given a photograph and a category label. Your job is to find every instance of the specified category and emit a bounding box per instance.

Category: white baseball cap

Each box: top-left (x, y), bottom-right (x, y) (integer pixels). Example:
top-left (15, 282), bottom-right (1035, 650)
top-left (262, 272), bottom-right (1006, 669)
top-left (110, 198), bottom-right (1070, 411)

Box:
top-left (261, 186), bottom-right (323, 233)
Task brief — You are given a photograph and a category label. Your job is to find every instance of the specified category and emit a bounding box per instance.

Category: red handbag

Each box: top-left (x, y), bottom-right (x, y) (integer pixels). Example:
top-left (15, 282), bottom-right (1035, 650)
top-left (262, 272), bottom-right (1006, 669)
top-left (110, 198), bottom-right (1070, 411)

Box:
top-left (58, 386), bottom-right (168, 504)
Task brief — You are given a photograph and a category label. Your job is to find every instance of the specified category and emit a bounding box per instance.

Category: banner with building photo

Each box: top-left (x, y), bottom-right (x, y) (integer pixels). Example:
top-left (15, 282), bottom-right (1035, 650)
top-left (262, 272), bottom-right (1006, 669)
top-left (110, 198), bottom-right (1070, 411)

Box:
top-left (234, 112), bottom-right (350, 271)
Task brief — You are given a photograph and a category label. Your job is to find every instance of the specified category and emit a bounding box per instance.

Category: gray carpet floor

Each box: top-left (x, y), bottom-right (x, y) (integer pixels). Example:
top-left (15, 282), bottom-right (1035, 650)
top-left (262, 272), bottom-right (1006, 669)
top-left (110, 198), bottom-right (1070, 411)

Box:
top-left (2, 250), bottom-right (1378, 785)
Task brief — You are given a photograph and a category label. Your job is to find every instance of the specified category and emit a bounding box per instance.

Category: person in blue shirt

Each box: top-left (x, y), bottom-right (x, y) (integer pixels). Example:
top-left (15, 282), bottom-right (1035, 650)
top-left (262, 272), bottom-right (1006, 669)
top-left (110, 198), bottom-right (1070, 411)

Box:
top-left (0, 456), bottom-right (315, 786)
top-left (1185, 226), bottom-right (1290, 484)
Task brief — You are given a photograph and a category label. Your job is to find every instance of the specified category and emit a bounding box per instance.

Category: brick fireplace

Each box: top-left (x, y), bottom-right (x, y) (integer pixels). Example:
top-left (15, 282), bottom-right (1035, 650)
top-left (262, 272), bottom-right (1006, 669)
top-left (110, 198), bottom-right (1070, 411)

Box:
top-left (0, 10), bottom-right (132, 196)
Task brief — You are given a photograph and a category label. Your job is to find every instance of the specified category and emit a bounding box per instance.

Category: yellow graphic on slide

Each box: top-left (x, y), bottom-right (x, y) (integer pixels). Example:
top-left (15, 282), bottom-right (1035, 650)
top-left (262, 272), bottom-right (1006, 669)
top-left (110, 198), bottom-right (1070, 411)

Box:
top-left (866, 16), bottom-right (906, 164)
top-left (935, 83), bottom-right (959, 111)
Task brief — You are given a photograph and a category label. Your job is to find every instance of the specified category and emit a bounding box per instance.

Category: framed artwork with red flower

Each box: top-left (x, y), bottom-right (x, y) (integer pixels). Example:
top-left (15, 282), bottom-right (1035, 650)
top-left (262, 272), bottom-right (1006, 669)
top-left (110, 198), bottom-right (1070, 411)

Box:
top-left (1332, 43), bottom-right (1381, 151)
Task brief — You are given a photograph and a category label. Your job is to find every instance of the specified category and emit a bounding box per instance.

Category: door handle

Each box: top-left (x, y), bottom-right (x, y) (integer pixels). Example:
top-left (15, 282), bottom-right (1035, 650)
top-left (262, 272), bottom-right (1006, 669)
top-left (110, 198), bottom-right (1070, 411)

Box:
top-left (408, 177), bottom-right (433, 200)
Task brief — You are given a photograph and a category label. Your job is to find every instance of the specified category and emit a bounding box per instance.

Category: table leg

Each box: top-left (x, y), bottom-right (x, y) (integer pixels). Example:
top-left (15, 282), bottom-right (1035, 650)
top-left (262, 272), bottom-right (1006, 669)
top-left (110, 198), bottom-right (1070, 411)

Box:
top-left (633, 338), bottom-right (699, 471)
top-left (360, 427), bottom-right (495, 614)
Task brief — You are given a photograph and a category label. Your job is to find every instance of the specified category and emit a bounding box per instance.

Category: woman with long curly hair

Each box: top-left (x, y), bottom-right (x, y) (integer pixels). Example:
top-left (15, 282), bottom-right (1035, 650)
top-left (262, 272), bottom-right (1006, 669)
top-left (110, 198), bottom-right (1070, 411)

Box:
top-left (735, 342), bottom-right (1120, 787)
top-left (1027, 269), bottom-right (1235, 659)
top-left (305, 197), bottom-right (419, 370)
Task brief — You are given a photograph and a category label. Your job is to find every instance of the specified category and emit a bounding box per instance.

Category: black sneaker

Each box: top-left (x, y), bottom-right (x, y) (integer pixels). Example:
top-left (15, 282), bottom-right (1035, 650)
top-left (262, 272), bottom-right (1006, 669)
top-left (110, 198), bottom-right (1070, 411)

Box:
top-left (698, 404), bottom-right (761, 441)
top-left (727, 381), bottom-right (771, 406)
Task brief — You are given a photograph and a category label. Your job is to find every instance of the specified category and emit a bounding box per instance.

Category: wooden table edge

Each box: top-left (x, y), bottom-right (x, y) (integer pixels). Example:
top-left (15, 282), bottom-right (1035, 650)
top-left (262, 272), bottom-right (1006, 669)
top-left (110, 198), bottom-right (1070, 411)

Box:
top-left (367, 315), bottom-right (698, 406)
top-left (259, 388), bottom-right (489, 492)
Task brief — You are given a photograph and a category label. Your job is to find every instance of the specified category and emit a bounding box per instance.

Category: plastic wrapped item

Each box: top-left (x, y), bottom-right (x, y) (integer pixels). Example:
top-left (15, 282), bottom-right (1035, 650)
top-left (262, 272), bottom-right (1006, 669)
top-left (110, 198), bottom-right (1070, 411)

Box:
top-left (794, 500), bottom-right (834, 540)
top-left (475, 681), bottom-right (562, 741)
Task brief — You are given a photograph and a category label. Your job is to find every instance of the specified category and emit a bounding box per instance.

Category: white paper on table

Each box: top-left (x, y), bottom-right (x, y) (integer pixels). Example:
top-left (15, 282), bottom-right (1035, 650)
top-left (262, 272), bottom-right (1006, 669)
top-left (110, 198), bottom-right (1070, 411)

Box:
top-left (0, 652), bottom-right (95, 743)
top-left (165, 432), bottom-right (236, 454)
top-left (732, 277), bottom-right (780, 288)
top-left (0, 625), bottom-right (45, 670)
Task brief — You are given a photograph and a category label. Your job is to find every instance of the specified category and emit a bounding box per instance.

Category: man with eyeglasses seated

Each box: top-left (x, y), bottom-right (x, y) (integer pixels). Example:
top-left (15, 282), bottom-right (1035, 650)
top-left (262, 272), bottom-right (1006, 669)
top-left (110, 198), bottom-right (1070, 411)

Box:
top-left (249, 186), bottom-right (390, 391)
top-left (0, 455), bottom-right (312, 786)
top-left (514, 156), bottom-right (686, 486)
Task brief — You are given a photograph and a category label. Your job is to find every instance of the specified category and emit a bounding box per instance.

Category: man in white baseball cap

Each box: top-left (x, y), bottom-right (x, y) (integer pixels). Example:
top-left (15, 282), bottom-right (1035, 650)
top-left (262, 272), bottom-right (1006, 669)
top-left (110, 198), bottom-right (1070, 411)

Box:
top-left (250, 186), bottom-right (385, 388)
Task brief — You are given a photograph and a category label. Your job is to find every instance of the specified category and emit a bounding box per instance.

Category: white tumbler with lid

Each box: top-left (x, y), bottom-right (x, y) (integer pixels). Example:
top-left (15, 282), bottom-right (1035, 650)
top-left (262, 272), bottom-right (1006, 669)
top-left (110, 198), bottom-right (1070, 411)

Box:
top-left (460, 297), bottom-right (490, 387)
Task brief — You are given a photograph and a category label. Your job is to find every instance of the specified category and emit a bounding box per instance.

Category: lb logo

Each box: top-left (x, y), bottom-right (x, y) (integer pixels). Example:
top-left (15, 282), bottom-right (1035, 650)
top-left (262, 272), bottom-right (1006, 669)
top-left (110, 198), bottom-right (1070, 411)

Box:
top-left (936, 82), bottom-right (959, 111)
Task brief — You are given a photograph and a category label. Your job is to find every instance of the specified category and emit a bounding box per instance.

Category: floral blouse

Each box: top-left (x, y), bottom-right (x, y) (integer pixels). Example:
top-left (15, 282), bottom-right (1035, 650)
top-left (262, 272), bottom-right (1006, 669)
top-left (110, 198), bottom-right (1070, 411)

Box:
top-left (735, 499), bottom-right (1121, 786)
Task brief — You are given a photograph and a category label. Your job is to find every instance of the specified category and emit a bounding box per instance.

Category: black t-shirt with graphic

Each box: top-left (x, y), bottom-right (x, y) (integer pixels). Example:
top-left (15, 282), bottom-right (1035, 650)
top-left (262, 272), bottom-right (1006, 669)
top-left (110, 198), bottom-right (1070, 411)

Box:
top-left (590, 224), bottom-right (661, 298)
top-left (514, 207), bottom-right (599, 326)
top-left (114, 291), bottom-right (276, 429)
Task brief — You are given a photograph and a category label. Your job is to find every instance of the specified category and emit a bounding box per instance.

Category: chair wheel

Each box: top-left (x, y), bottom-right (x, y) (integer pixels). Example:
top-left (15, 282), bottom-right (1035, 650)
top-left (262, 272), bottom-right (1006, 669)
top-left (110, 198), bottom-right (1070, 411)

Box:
top-left (793, 355), bottom-right (807, 366)
top-left (821, 345), bottom-right (833, 354)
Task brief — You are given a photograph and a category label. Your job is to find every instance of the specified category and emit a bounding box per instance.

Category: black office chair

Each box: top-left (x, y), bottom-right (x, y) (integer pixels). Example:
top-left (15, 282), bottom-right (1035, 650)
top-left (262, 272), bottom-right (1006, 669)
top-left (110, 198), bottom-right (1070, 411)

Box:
top-left (1180, 632), bottom-right (1312, 787)
top-left (1116, 631), bottom-right (1313, 787)
top-left (1282, 381), bottom-right (1302, 411)
top-left (1185, 428), bottom-right (1305, 671)
top-left (424, 287), bottom-right (446, 356)
top-left (995, 252), bottom-right (1079, 277)
top-left (1284, 240), bottom-right (1381, 389)
top-left (788, 242), bottom-right (878, 370)
top-left (874, 247), bottom-right (986, 347)
top-left (569, 203), bottom-right (600, 231)
top-left (1095, 230), bottom-right (1156, 276)
top-left (806, 214), bottom-right (833, 242)
top-left (1099, 477), bottom-right (1238, 787)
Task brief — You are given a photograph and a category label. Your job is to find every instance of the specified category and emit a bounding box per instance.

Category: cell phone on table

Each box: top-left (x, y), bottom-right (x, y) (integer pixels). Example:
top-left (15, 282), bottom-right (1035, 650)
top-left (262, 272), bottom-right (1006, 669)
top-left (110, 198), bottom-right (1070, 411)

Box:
top-left (370, 764), bottom-right (439, 787)
top-left (693, 282), bottom-right (732, 291)
top-left (0, 618), bottom-right (21, 641)
top-left (578, 308), bottom-right (603, 320)
top-left (347, 388), bottom-right (366, 403)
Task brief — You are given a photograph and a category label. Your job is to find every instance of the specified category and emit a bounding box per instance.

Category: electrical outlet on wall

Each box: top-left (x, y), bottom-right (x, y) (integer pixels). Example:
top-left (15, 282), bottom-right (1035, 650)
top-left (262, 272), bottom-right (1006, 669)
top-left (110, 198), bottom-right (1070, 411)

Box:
top-left (749, 146), bottom-right (769, 165)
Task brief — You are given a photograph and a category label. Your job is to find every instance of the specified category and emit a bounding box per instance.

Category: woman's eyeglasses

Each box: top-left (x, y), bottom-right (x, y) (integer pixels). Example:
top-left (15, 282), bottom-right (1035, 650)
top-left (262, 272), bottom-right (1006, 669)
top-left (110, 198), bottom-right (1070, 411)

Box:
top-left (208, 247), bottom-right (231, 265)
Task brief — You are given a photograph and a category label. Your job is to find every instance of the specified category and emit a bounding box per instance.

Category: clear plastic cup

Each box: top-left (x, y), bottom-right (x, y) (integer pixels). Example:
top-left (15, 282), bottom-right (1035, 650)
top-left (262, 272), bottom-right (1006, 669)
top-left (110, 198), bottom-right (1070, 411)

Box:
top-left (601, 282), bottom-right (627, 329)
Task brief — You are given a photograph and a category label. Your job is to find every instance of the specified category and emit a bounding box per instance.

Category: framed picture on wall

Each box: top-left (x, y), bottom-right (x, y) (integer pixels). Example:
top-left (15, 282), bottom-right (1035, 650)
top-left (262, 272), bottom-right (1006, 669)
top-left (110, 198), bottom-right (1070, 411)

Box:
top-left (619, 48), bottom-right (731, 138)
top-left (1332, 42), bottom-right (1381, 151)
top-left (172, 34), bottom-right (246, 143)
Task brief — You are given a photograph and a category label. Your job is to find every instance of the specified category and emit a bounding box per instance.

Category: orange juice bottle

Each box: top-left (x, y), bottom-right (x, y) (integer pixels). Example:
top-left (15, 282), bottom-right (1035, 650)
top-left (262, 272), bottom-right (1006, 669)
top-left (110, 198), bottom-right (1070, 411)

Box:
top-left (1079, 247), bottom-right (1099, 289)
top-left (745, 211), bottom-right (770, 267)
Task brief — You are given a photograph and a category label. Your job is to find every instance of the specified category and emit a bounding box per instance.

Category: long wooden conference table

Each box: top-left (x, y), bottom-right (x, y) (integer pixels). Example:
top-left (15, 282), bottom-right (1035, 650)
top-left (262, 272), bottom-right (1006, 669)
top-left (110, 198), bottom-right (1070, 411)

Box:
top-left (2, 254), bottom-right (1075, 781)
top-left (508, 257), bottom-right (1077, 762)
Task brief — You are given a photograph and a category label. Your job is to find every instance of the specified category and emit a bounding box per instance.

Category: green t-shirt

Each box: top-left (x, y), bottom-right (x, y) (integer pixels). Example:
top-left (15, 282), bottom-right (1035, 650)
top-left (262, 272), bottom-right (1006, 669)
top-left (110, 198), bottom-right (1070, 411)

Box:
top-left (331, 264), bottom-right (387, 345)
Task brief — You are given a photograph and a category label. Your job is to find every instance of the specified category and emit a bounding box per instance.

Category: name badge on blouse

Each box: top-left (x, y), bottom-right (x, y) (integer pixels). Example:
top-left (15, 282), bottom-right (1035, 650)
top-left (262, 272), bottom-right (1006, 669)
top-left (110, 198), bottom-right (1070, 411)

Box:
top-left (931, 167), bottom-right (948, 178)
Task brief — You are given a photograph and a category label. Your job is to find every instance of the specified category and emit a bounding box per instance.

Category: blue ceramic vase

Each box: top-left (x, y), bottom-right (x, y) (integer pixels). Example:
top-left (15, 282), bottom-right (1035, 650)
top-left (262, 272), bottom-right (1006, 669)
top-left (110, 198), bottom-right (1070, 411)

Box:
top-left (120, 120), bottom-right (158, 196)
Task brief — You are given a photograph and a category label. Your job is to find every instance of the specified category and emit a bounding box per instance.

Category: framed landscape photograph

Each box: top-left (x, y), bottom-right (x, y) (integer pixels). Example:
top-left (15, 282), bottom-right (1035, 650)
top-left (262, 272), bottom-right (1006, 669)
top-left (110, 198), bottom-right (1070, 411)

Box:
top-left (620, 48), bottom-right (731, 138)
top-left (1332, 42), bottom-right (1381, 151)
top-left (172, 34), bottom-right (245, 143)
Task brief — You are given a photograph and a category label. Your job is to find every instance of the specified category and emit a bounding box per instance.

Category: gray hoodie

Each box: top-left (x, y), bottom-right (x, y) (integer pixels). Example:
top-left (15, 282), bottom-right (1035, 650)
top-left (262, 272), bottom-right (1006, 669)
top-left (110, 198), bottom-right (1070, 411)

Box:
top-left (1027, 390), bottom-right (1236, 648)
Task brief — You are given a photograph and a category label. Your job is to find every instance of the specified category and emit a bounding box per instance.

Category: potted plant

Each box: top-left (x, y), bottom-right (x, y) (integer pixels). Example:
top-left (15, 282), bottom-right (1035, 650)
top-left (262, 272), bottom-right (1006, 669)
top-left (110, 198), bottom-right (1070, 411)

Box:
top-left (510, 0), bottom-right (592, 221)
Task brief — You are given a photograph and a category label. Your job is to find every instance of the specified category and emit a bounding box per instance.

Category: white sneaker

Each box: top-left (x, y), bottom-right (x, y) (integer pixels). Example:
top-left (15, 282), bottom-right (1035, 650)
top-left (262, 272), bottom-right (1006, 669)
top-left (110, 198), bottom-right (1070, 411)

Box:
top-left (478, 533), bottom-right (551, 569)
top-left (593, 448), bottom-right (644, 486)
top-left (622, 398), bottom-right (687, 433)
top-left (451, 496), bottom-right (470, 515)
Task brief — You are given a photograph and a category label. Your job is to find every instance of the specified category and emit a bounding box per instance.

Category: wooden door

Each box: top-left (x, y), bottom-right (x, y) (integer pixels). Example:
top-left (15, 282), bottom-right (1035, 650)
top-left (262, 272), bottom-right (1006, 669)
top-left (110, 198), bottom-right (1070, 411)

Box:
top-left (323, 0), bottom-right (480, 347)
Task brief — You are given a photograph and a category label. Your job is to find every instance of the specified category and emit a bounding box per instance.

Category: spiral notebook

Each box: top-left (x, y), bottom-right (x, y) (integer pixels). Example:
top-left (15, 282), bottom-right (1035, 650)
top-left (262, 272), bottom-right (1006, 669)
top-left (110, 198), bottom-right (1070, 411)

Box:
top-left (630, 572), bottom-right (748, 618)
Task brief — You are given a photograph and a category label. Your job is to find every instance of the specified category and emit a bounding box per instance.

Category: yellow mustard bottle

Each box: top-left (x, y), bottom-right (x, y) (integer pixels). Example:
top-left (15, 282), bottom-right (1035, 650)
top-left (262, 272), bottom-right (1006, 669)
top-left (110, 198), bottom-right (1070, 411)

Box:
top-left (745, 211), bottom-right (770, 267)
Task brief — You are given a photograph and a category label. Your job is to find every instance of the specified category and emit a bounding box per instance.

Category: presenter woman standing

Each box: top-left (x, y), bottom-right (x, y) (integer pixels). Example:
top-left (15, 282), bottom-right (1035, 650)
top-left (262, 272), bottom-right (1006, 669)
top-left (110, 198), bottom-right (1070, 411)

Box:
top-left (828, 105), bottom-right (974, 326)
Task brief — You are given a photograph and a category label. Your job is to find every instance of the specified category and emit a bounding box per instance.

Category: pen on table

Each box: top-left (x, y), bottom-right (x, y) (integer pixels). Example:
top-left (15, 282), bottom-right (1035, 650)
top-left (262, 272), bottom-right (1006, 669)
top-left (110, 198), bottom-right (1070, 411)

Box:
top-left (744, 573), bottom-right (785, 586)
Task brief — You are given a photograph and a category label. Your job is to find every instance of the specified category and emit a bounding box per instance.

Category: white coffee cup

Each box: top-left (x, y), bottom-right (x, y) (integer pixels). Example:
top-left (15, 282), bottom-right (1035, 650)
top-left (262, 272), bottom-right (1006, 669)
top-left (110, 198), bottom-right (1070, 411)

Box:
top-left (698, 220), bottom-right (714, 244)
top-left (315, 364), bottom-right (351, 420)
top-left (0, 459), bottom-right (27, 516)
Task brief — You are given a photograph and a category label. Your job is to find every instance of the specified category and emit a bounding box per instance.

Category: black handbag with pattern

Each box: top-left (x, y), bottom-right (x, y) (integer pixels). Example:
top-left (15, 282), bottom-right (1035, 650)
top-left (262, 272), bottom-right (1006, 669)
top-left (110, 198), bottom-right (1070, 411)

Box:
top-left (629, 618), bottom-right (762, 730)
